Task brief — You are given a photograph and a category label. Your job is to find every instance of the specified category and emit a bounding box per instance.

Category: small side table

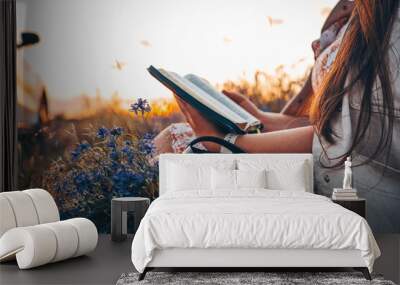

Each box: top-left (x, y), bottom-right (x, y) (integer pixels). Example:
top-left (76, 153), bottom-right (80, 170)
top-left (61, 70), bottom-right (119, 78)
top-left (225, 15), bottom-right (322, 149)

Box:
top-left (332, 198), bottom-right (366, 218)
top-left (111, 197), bottom-right (150, 242)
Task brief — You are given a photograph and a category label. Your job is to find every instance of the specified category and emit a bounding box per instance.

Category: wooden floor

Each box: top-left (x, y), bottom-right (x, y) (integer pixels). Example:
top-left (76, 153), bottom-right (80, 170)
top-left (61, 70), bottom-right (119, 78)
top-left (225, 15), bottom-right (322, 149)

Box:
top-left (0, 234), bottom-right (399, 285)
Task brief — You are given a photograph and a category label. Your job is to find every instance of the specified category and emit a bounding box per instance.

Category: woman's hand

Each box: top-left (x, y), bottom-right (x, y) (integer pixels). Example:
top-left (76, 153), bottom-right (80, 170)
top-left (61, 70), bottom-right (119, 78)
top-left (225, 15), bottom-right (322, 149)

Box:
top-left (222, 90), bottom-right (262, 119)
top-left (174, 95), bottom-right (224, 152)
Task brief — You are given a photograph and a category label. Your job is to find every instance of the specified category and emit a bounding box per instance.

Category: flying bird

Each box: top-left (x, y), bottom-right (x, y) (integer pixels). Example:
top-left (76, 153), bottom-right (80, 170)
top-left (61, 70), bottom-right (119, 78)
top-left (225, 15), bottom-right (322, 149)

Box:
top-left (140, 40), bottom-right (152, 47)
top-left (113, 60), bottom-right (127, 71)
top-left (267, 16), bottom-right (284, 27)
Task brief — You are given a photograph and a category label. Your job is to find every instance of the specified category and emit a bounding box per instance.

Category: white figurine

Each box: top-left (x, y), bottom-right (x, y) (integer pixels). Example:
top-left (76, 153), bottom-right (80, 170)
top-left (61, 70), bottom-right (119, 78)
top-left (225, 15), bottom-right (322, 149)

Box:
top-left (343, 156), bottom-right (352, 190)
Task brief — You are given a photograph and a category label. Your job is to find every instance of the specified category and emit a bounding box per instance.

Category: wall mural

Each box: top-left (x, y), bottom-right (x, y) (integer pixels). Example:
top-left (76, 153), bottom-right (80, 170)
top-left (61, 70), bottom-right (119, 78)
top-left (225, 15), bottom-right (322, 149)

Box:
top-left (16, 0), bottom-right (335, 232)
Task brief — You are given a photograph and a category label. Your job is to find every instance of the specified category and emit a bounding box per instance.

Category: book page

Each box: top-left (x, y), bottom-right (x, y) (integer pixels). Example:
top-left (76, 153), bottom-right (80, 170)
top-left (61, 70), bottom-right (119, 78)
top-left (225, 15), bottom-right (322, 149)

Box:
top-left (158, 69), bottom-right (247, 124)
top-left (184, 74), bottom-right (260, 126)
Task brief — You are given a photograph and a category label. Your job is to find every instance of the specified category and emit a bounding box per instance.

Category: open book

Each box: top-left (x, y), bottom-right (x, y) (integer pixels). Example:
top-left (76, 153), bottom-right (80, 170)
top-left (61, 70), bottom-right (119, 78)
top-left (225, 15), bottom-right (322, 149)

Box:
top-left (148, 66), bottom-right (263, 134)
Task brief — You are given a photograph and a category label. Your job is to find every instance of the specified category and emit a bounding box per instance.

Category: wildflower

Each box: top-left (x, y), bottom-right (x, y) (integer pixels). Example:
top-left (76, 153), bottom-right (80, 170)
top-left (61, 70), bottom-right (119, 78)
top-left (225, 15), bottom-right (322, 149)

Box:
top-left (107, 137), bottom-right (117, 148)
top-left (73, 172), bottom-right (91, 192)
top-left (110, 127), bottom-right (123, 136)
top-left (70, 150), bottom-right (81, 161)
top-left (143, 133), bottom-right (154, 140)
top-left (109, 160), bottom-right (120, 171)
top-left (139, 133), bottom-right (155, 155)
top-left (110, 150), bottom-right (119, 161)
top-left (44, 123), bottom-right (159, 234)
top-left (78, 142), bottom-right (91, 151)
top-left (91, 170), bottom-right (103, 181)
top-left (144, 163), bottom-right (158, 179)
top-left (112, 169), bottom-right (144, 192)
top-left (97, 127), bottom-right (109, 139)
top-left (70, 141), bottom-right (91, 160)
top-left (121, 145), bottom-right (134, 163)
top-left (130, 98), bottom-right (151, 115)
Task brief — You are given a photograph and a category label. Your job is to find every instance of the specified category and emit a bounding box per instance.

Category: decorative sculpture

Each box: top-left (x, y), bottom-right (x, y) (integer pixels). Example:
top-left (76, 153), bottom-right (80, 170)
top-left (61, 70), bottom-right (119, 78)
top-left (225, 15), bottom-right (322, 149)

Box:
top-left (343, 156), bottom-right (352, 190)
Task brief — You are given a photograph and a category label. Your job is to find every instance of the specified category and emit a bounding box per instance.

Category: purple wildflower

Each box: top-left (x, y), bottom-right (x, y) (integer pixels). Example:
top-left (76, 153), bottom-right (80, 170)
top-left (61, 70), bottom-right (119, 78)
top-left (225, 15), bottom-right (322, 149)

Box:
top-left (112, 169), bottom-right (144, 193)
top-left (73, 172), bottom-right (91, 191)
top-left (110, 127), bottom-right (123, 136)
top-left (70, 150), bottom-right (80, 161)
top-left (139, 134), bottom-right (155, 155)
top-left (91, 170), bottom-right (103, 181)
top-left (78, 142), bottom-right (91, 151)
top-left (107, 137), bottom-right (117, 148)
top-left (121, 145), bottom-right (134, 163)
top-left (70, 141), bottom-right (91, 160)
top-left (97, 127), bottom-right (109, 139)
top-left (129, 98), bottom-right (151, 115)
top-left (110, 150), bottom-right (119, 161)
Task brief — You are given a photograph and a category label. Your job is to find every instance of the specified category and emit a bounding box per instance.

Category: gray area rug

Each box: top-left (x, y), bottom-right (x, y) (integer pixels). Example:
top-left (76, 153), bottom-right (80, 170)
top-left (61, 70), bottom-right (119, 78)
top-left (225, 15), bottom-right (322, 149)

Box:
top-left (116, 272), bottom-right (395, 285)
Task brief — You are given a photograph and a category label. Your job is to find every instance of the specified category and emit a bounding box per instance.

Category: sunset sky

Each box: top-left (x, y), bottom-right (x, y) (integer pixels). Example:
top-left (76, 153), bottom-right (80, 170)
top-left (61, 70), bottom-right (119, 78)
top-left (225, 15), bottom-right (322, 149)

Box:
top-left (17, 0), bottom-right (337, 108)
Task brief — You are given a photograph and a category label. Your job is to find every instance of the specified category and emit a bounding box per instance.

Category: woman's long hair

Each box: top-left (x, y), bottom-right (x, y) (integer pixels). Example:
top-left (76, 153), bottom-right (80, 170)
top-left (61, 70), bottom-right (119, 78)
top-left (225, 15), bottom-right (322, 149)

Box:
top-left (310, 0), bottom-right (399, 167)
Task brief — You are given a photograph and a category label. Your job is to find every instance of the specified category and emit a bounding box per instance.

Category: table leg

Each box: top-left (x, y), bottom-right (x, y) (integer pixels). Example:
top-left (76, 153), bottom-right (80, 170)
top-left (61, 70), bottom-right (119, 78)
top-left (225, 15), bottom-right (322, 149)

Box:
top-left (122, 210), bottom-right (127, 236)
top-left (111, 201), bottom-right (125, 241)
